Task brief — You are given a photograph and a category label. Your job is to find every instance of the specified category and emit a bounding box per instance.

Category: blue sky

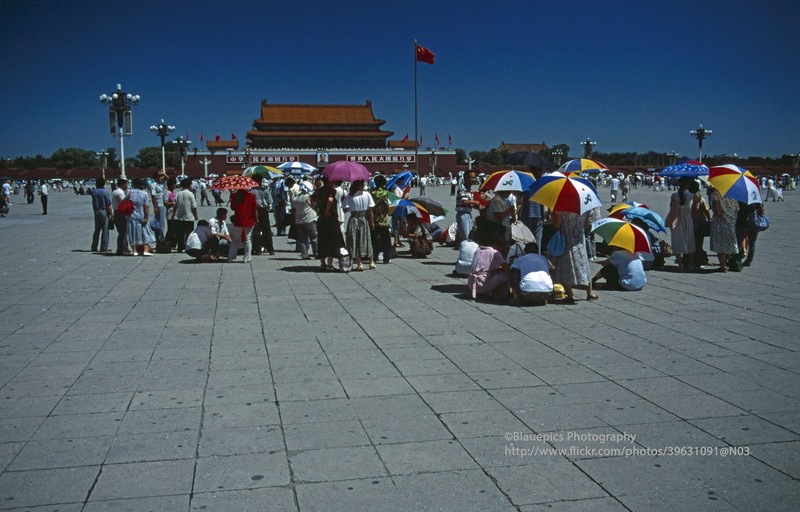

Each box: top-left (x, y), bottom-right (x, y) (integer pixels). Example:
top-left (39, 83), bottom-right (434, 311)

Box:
top-left (1, 0), bottom-right (798, 160)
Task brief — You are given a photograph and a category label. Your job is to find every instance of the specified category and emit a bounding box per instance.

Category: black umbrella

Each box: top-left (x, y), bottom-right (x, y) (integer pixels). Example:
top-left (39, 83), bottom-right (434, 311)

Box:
top-left (506, 151), bottom-right (554, 169)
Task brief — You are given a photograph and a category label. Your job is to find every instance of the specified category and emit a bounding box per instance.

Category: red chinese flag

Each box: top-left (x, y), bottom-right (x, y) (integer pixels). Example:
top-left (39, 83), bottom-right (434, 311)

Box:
top-left (448, 133), bottom-right (452, 145)
top-left (200, 133), bottom-right (204, 141)
top-left (416, 45), bottom-right (435, 65)
top-left (401, 133), bottom-right (409, 143)
top-left (231, 132), bottom-right (237, 140)
top-left (435, 133), bottom-right (440, 146)
top-left (215, 134), bottom-right (221, 141)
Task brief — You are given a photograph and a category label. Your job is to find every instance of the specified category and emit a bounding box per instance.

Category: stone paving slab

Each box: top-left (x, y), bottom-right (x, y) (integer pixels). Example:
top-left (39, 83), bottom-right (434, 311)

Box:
top-left (0, 184), bottom-right (798, 510)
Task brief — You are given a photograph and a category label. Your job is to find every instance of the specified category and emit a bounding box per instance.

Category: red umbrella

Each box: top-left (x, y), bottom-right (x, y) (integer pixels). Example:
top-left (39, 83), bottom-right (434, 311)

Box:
top-left (211, 175), bottom-right (259, 191)
top-left (321, 160), bottom-right (371, 182)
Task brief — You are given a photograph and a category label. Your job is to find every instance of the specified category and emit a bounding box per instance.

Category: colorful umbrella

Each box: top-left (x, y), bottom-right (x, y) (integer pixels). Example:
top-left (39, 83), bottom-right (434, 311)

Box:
top-left (708, 164), bottom-right (762, 204)
top-left (409, 197), bottom-right (447, 216)
top-left (211, 175), bottom-right (259, 191)
top-left (390, 199), bottom-right (430, 223)
top-left (528, 171), bottom-right (602, 214)
top-left (243, 165), bottom-right (283, 180)
top-left (608, 201), bottom-right (648, 215)
top-left (277, 161), bottom-right (317, 176)
top-left (611, 206), bottom-right (666, 233)
top-left (658, 160), bottom-right (709, 178)
top-left (321, 160), bottom-right (371, 182)
top-left (479, 170), bottom-right (536, 192)
top-left (591, 218), bottom-right (652, 254)
top-left (386, 171), bottom-right (413, 191)
top-left (557, 158), bottom-right (609, 174)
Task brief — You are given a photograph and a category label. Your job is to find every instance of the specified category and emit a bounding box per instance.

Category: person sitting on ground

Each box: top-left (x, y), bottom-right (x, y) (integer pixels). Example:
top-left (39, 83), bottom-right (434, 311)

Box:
top-left (454, 238), bottom-right (480, 276)
top-left (207, 207), bottom-right (232, 258)
top-left (467, 226), bottom-right (510, 300)
top-left (403, 213), bottom-right (433, 258)
top-left (509, 242), bottom-right (554, 306)
top-left (185, 220), bottom-right (218, 262)
top-left (591, 245), bottom-right (647, 291)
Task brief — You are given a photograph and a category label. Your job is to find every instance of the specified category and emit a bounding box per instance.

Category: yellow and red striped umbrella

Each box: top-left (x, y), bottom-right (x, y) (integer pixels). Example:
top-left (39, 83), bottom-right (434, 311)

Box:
top-left (708, 164), bottom-right (762, 204)
top-left (528, 172), bottom-right (602, 214)
top-left (608, 201), bottom-right (648, 215)
top-left (591, 218), bottom-right (652, 254)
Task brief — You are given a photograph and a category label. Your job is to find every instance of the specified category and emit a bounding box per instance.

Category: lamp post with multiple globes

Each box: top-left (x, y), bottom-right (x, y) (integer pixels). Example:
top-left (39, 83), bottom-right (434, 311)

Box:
top-left (690, 124), bottom-right (712, 163)
top-left (150, 119), bottom-right (175, 174)
top-left (171, 136), bottom-right (191, 176)
top-left (581, 138), bottom-right (596, 159)
top-left (99, 84), bottom-right (140, 179)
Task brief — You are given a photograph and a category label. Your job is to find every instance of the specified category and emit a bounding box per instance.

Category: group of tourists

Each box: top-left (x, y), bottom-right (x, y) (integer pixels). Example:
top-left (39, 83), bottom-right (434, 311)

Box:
top-left (667, 176), bottom-right (767, 272)
top-left (1, 178), bottom-right (48, 217)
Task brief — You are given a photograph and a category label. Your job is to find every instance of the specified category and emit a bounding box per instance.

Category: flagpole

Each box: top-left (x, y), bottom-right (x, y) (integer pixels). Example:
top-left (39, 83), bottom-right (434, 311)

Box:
top-left (414, 39), bottom-right (419, 177)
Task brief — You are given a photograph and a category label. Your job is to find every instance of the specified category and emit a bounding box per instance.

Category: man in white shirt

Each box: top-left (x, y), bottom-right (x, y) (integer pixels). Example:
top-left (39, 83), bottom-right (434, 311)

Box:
top-left (208, 207), bottom-right (232, 257)
top-left (609, 176), bottom-right (620, 203)
top-left (39, 180), bottom-right (48, 215)
top-left (172, 178), bottom-right (198, 252)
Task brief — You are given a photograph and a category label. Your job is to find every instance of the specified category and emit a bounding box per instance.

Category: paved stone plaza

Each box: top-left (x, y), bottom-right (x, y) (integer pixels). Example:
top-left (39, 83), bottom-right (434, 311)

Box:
top-left (0, 182), bottom-right (798, 511)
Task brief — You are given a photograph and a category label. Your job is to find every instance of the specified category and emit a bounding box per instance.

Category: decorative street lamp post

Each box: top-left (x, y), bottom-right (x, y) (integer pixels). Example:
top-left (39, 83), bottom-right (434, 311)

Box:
top-left (552, 149), bottom-right (564, 166)
top-left (666, 151), bottom-right (678, 166)
top-left (791, 153), bottom-right (799, 171)
top-left (200, 157), bottom-right (212, 179)
top-left (581, 138), bottom-right (596, 158)
top-left (99, 84), bottom-right (140, 179)
top-left (150, 119), bottom-right (175, 174)
top-left (429, 150), bottom-right (437, 175)
top-left (95, 150), bottom-right (109, 180)
top-left (689, 124), bottom-right (712, 163)
top-left (171, 136), bottom-right (191, 176)
top-left (243, 146), bottom-right (252, 168)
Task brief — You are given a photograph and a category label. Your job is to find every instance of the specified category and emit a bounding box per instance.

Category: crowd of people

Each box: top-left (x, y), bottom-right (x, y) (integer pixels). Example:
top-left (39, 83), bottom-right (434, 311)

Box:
top-left (39, 165), bottom-right (778, 307)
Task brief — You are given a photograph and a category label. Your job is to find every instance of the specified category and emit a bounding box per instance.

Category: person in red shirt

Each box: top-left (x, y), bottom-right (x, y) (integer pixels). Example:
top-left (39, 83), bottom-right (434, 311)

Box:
top-left (227, 189), bottom-right (258, 263)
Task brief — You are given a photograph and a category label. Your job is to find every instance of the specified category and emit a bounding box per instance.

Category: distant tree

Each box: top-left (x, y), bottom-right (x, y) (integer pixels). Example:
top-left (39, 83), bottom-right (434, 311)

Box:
top-left (134, 146), bottom-right (180, 169)
top-left (455, 148), bottom-right (467, 164)
top-left (50, 148), bottom-right (98, 169)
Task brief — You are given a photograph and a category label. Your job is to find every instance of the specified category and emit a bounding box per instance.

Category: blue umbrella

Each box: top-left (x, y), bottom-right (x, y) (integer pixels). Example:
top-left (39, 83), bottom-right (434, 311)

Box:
top-left (386, 171), bottom-right (413, 191)
top-left (618, 207), bottom-right (666, 233)
top-left (658, 160), bottom-right (708, 178)
top-left (277, 161), bottom-right (317, 177)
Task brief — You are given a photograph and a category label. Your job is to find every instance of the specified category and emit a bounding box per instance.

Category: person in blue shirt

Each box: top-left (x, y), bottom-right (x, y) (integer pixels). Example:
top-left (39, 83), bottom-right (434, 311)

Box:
top-left (90, 177), bottom-right (114, 252)
top-left (591, 245), bottom-right (647, 291)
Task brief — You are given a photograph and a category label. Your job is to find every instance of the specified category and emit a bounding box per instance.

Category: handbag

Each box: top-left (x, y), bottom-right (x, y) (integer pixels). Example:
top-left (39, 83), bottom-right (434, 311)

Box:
top-left (752, 212), bottom-right (769, 231)
top-left (117, 197), bottom-right (134, 216)
top-left (546, 230), bottom-right (566, 257)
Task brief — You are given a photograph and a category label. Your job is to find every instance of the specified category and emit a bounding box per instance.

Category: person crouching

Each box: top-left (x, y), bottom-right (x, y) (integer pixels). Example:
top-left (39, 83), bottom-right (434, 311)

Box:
top-left (509, 242), bottom-right (554, 306)
top-left (185, 220), bottom-right (219, 262)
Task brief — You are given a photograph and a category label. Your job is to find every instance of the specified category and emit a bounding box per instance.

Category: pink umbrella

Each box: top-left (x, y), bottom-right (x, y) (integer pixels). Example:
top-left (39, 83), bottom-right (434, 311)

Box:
top-left (321, 160), bottom-right (371, 182)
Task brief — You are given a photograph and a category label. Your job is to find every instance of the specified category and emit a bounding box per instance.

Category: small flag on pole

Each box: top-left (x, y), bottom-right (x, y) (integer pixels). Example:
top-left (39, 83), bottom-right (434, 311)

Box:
top-left (416, 44), bottom-right (435, 65)
top-left (435, 133), bottom-right (440, 146)
top-left (401, 133), bottom-right (409, 143)
top-left (419, 133), bottom-right (423, 146)
top-left (200, 133), bottom-right (204, 141)
top-left (448, 133), bottom-right (452, 146)
top-left (231, 133), bottom-right (238, 140)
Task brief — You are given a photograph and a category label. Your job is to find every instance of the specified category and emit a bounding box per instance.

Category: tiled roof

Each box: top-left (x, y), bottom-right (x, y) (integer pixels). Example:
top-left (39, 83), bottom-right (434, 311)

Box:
top-left (206, 140), bottom-right (239, 150)
top-left (497, 142), bottom-right (550, 153)
top-left (247, 130), bottom-right (392, 138)
top-left (388, 139), bottom-right (418, 149)
top-left (257, 100), bottom-right (385, 126)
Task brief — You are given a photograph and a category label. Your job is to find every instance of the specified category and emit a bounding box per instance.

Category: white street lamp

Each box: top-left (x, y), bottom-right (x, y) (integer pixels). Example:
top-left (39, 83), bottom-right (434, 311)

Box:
top-left (150, 119), bottom-right (175, 174)
top-left (100, 84), bottom-right (140, 179)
